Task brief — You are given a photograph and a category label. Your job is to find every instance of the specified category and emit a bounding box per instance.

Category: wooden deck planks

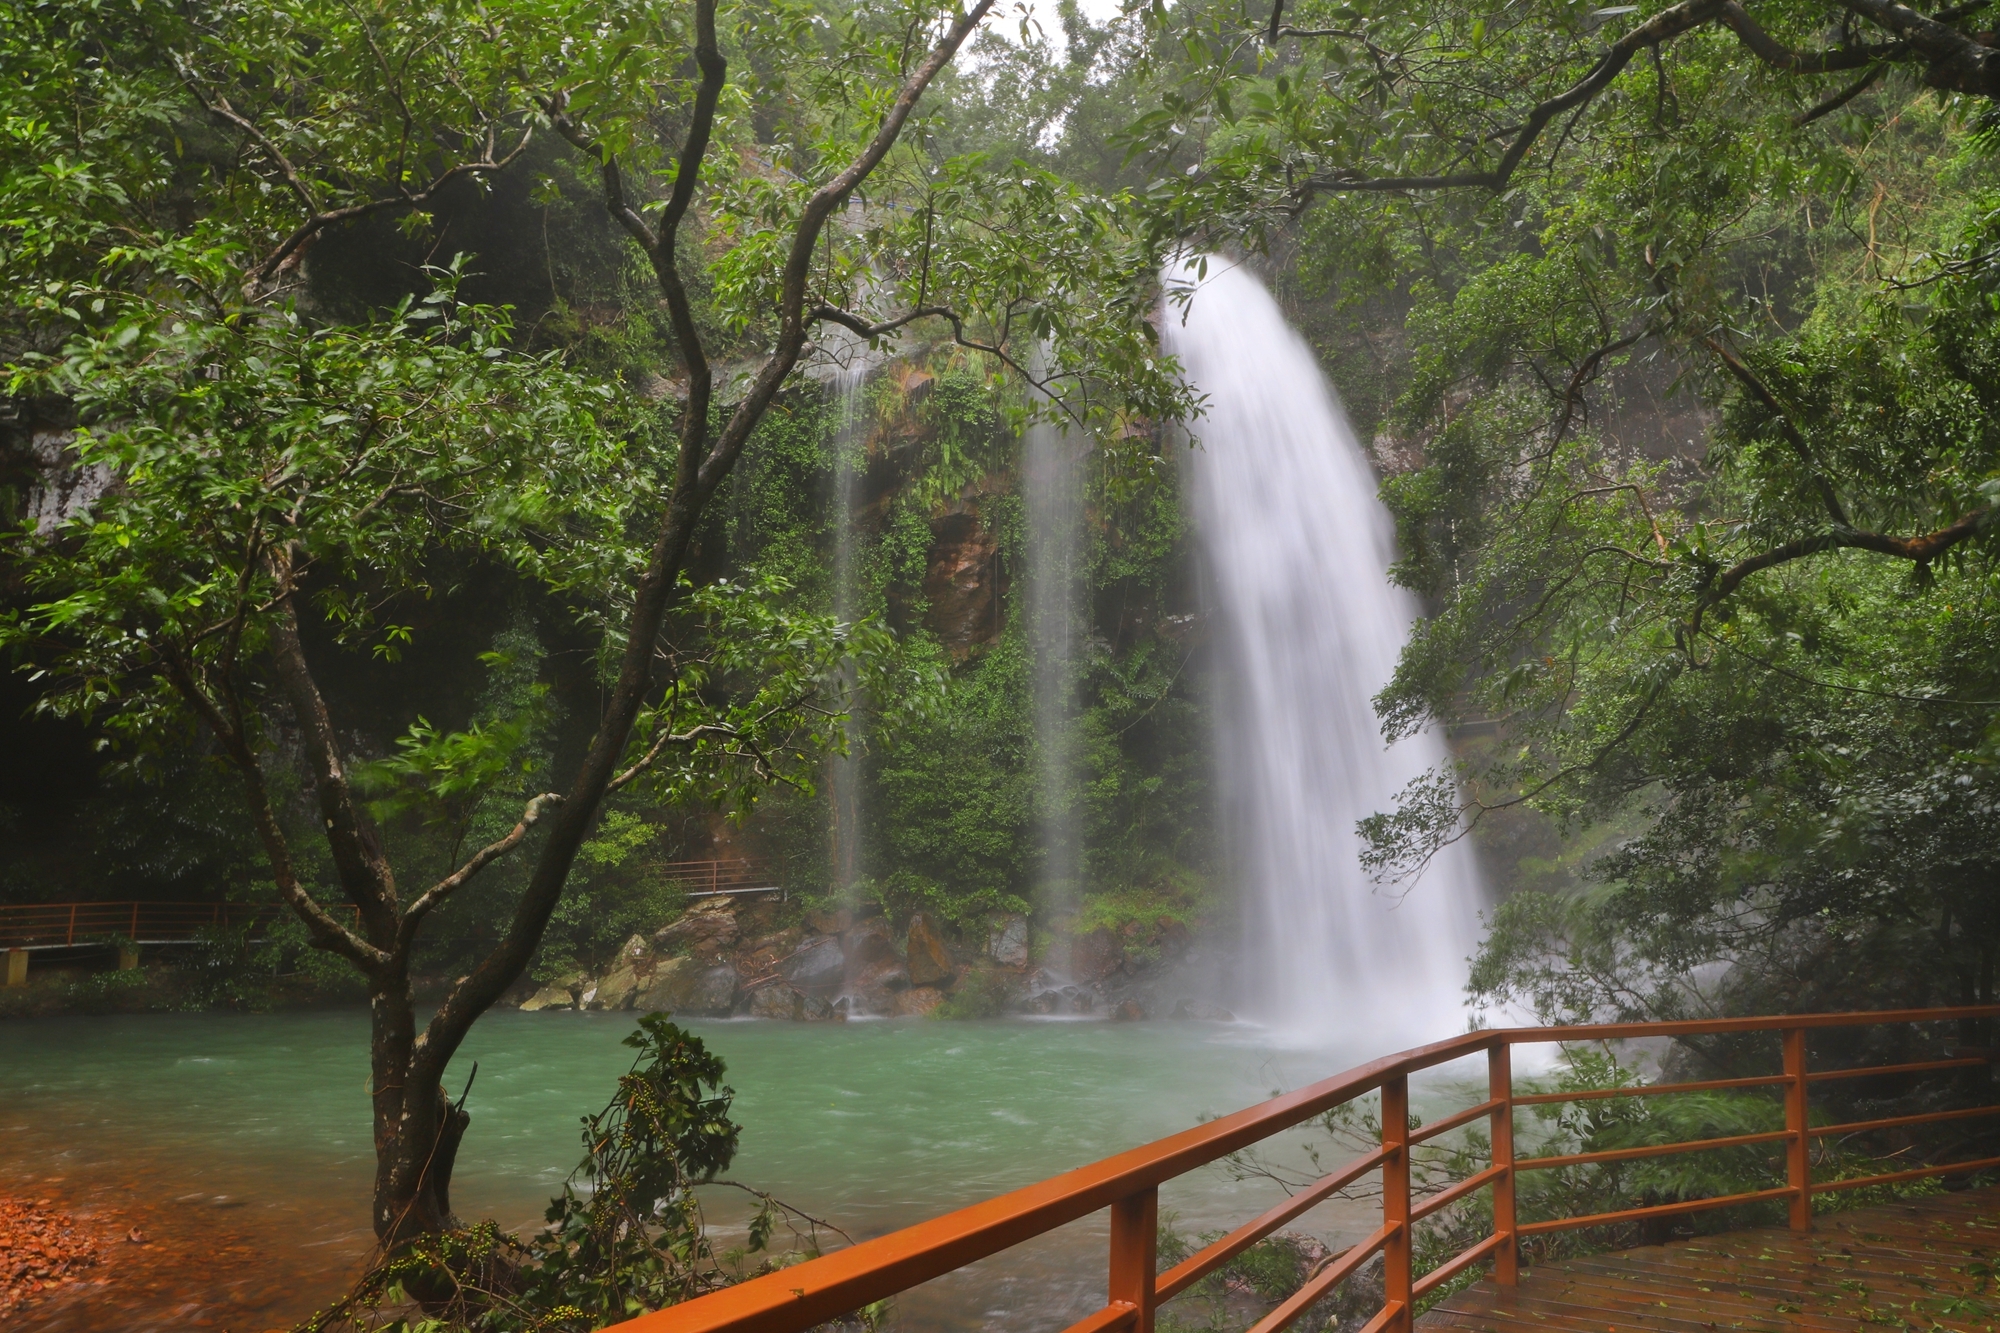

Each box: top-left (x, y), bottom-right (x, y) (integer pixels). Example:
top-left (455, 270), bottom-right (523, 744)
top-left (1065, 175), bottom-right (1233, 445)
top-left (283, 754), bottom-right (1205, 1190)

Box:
top-left (1417, 1187), bottom-right (2000, 1332)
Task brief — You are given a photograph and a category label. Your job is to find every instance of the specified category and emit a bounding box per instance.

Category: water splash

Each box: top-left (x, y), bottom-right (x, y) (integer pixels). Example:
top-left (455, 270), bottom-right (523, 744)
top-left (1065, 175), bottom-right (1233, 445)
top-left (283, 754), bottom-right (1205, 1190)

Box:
top-left (1163, 256), bottom-right (1483, 1048)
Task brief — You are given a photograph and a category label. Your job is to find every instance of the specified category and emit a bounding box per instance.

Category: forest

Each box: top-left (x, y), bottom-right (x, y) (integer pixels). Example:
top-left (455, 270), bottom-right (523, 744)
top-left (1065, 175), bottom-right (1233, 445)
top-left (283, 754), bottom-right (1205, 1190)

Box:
top-left (5, 0), bottom-right (2000, 1325)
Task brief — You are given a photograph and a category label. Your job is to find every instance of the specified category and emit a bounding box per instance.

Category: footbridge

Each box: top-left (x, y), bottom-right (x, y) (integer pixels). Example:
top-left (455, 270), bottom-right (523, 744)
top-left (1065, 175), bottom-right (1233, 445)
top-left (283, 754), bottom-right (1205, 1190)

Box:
top-left (615, 1006), bottom-right (2000, 1333)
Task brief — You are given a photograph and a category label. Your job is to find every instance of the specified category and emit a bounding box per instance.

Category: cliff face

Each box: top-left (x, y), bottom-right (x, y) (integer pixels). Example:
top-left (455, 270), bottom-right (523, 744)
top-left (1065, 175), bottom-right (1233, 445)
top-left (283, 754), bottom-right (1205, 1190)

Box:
top-left (915, 505), bottom-right (1005, 660)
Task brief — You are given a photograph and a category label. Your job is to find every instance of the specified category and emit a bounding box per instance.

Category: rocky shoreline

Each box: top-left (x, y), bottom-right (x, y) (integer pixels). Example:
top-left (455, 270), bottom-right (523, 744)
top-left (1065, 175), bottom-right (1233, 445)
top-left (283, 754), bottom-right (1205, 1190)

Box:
top-left (518, 895), bottom-right (1235, 1022)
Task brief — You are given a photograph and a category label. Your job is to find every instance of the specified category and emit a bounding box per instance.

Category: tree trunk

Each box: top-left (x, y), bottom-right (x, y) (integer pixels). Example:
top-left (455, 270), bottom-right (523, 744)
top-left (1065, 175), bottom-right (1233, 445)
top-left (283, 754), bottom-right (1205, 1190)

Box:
top-left (369, 977), bottom-right (470, 1243)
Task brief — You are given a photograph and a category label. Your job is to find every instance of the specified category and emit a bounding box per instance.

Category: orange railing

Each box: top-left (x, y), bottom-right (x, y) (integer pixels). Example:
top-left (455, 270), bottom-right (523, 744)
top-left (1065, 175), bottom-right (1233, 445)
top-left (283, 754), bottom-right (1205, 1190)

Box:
top-left (617, 1006), bottom-right (2000, 1333)
top-left (662, 859), bottom-right (784, 900)
top-left (0, 900), bottom-right (293, 949)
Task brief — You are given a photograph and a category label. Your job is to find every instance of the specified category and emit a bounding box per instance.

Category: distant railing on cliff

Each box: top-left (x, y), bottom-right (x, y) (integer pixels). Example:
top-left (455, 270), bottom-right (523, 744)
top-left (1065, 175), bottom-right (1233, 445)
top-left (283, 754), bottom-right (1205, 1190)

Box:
top-left (661, 859), bottom-right (785, 901)
top-left (612, 1006), bottom-right (2000, 1333)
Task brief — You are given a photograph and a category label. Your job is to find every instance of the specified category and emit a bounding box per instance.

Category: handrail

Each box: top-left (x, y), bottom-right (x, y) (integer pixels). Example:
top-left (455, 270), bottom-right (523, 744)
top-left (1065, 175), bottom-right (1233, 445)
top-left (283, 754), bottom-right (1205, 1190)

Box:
top-left (0, 900), bottom-right (362, 950)
top-left (659, 859), bottom-right (782, 899)
top-left (613, 1005), bottom-right (2000, 1333)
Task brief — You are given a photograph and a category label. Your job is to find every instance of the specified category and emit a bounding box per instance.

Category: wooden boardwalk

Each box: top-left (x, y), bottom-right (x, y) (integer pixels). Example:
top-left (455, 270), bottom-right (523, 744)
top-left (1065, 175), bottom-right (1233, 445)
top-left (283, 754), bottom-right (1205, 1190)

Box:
top-left (1420, 1187), bottom-right (2000, 1332)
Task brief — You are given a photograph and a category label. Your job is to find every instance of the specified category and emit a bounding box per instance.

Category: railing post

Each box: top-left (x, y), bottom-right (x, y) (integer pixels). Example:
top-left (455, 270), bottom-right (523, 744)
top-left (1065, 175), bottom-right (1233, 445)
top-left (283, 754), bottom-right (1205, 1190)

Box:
top-left (67, 902), bottom-right (77, 947)
top-left (1783, 1026), bottom-right (1811, 1232)
top-left (1108, 1185), bottom-right (1157, 1333)
top-left (1382, 1074), bottom-right (1413, 1333)
top-left (1488, 1041), bottom-right (1518, 1285)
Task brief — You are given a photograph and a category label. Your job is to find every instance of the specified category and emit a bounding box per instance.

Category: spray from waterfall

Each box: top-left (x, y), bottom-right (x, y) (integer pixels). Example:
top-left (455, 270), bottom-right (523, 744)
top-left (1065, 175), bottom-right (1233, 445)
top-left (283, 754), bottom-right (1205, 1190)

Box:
top-left (1163, 256), bottom-right (1482, 1048)
top-left (1024, 366), bottom-right (1086, 967)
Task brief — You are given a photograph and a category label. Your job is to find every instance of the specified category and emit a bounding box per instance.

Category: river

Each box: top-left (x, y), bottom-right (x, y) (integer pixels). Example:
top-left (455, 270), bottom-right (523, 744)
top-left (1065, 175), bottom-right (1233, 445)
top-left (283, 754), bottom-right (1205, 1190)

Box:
top-left (2, 1010), bottom-right (1487, 1331)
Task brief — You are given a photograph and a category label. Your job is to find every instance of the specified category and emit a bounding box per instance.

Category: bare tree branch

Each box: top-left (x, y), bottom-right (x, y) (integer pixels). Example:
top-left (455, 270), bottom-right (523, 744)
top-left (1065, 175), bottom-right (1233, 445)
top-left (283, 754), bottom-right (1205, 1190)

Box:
top-left (399, 792), bottom-right (564, 937)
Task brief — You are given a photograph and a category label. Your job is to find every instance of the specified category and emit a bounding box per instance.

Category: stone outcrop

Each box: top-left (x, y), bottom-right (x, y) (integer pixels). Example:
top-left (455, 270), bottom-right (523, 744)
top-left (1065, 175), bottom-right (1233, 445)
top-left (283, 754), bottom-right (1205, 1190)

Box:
top-left (987, 914), bottom-right (1029, 967)
top-left (520, 974), bottom-right (584, 1011)
top-left (918, 510), bottom-right (1002, 660)
top-left (516, 895), bottom-right (1222, 1023)
top-left (629, 957), bottom-right (739, 1016)
top-left (896, 986), bottom-right (946, 1017)
top-left (786, 937), bottom-right (845, 993)
top-left (586, 934), bottom-right (656, 1010)
top-left (1070, 928), bottom-right (1125, 984)
top-left (654, 899), bottom-right (739, 957)
top-left (905, 913), bottom-right (953, 986)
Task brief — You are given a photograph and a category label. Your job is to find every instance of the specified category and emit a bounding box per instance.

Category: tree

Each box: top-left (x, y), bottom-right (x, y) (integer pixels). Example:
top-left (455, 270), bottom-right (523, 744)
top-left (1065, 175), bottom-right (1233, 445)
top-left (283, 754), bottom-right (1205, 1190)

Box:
top-left (3, 0), bottom-right (1188, 1243)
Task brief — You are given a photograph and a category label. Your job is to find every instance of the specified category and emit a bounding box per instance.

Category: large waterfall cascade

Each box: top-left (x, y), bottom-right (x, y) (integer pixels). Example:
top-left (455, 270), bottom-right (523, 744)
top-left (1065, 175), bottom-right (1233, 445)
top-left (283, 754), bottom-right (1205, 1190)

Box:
top-left (1164, 257), bottom-right (1484, 1047)
top-left (1024, 381), bottom-right (1088, 968)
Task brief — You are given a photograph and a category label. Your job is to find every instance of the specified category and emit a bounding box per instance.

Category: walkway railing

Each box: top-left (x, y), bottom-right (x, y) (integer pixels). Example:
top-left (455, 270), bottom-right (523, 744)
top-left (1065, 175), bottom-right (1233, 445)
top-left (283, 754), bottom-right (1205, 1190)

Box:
top-left (0, 900), bottom-right (296, 950)
top-left (617, 1006), bottom-right (2000, 1333)
top-left (662, 859), bottom-right (784, 901)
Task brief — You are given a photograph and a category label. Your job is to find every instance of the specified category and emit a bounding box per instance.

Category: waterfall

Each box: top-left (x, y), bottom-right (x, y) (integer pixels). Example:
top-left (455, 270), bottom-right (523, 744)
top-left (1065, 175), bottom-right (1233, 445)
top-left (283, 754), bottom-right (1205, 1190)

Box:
top-left (1024, 375), bottom-right (1086, 964)
top-left (1162, 256), bottom-right (1482, 1048)
top-left (827, 345), bottom-right (871, 901)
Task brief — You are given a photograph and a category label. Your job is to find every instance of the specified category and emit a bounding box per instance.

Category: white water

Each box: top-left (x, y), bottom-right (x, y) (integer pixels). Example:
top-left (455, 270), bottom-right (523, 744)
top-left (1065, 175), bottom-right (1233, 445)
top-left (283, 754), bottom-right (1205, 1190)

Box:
top-left (825, 338), bottom-right (872, 899)
top-left (1024, 367), bottom-right (1087, 955)
top-left (1163, 256), bottom-right (1484, 1048)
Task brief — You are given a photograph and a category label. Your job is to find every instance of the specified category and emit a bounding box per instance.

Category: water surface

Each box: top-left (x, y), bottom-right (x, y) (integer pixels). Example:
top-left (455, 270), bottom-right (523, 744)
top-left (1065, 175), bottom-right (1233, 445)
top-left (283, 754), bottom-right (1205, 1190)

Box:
top-left (2, 1010), bottom-right (1485, 1330)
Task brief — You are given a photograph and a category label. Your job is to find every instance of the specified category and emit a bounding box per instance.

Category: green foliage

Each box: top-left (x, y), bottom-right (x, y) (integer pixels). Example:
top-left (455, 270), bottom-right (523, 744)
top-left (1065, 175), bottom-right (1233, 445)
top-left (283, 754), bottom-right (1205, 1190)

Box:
top-left (303, 1018), bottom-right (829, 1332)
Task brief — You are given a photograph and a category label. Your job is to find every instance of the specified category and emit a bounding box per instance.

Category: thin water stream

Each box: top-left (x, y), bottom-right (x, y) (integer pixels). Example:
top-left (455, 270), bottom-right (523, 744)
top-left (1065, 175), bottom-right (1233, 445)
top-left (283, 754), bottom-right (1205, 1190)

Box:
top-left (2, 1011), bottom-right (1486, 1331)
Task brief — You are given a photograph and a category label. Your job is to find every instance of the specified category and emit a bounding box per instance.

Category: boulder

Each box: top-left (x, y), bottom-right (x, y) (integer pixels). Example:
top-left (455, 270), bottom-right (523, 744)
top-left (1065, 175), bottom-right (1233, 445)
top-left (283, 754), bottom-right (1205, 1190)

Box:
top-left (743, 928), bottom-right (804, 970)
top-left (1172, 998), bottom-right (1236, 1022)
top-left (654, 900), bottom-right (740, 956)
top-left (520, 982), bottom-right (576, 1012)
top-left (987, 914), bottom-right (1029, 968)
top-left (843, 921), bottom-right (900, 976)
top-left (896, 986), bottom-right (946, 1018)
top-left (1070, 928), bottom-right (1125, 984)
top-left (747, 984), bottom-right (807, 1020)
top-left (786, 937), bottom-right (845, 992)
top-left (631, 956), bottom-right (691, 1010)
top-left (1111, 999), bottom-right (1147, 1022)
top-left (587, 934), bottom-right (657, 1010)
top-left (686, 965), bottom-right (740, 1015)
top-left (905, 913), bottom-right (954, 987)
top-left (631, 957), bottom-right (738, 1015)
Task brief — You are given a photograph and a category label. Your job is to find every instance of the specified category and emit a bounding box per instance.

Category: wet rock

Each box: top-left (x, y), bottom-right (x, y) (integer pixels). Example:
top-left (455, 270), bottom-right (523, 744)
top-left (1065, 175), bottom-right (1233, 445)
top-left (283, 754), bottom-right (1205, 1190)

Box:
top-left (1025, 989), bottom-right (1063, 1015)
top-left (787, 937), bottom-right (845, 992)
top-left (632, 956), bottom-right (690, 1008)
top-left (1071, 928), bottom-right (1125, 984)
top-left (920, 510), bottom-right (1003, 660)
top-left (744, 927), bottom-right (803, 965)
top-left (747, 984), bottom-right (808, 1020)
top-left (631, 956), bottom-right (737, 1015)
top-left (843, 921), bottom-right (900, 975)
top-left (896, 986), bottom-right (946, 1017)
top-left (905, 913), bottom-right (954, 986)
top-left (587, 934), bottom-right (656, 1010)
top-left (654, 900), bottom-right (739, 956)
top-left (1172, 998), bottom-right (1236, 1022)
top-left (987, 914), bottom-right (1029, 968)
top-left (1111, 999), bottom-right (1147, 1022)
top-left (684, 965), bottom-right (740, 1015)
top-left (521, 971), bottom-right (587, 1011)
